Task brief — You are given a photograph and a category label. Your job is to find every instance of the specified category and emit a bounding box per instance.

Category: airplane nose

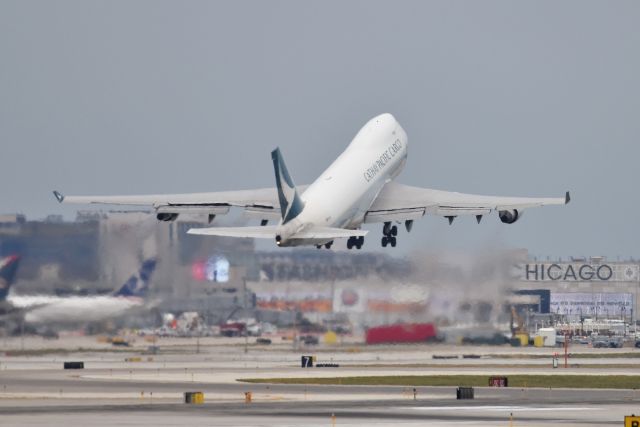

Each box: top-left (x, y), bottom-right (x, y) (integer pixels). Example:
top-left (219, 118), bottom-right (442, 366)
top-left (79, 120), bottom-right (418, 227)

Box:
top-left (375, 113), bottom-right (395, 125)
top-left (396, 122), bottom-right (407, 141)
top-left (368, 113), bottom-right (398, 135)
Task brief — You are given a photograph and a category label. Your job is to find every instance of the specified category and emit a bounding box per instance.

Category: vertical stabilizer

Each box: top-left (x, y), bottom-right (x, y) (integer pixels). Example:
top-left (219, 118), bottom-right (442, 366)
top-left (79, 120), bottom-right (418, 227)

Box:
top-left (271, 148), bottom-right (304, 224)
top-left (0, 255), bottom-right (20, 301)
top-left (114, 258), bottom-right (158, 298)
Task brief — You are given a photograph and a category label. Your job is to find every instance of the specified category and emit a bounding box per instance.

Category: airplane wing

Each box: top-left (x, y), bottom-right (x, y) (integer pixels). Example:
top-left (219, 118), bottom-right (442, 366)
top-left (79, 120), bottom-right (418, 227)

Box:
top-left (187, 225), bottom-right (367, 239)
top-left (365, 182), bottom-right (569, 224)
top-left (52, 187), bottom-right (305, 221)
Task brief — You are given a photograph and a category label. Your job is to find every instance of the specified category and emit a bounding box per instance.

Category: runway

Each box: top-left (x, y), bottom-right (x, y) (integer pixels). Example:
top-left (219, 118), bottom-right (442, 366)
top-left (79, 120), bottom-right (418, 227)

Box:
top-left (0, 395), bottom-right (635, 426)
top-left (1, 337), bottom-right (639, 426)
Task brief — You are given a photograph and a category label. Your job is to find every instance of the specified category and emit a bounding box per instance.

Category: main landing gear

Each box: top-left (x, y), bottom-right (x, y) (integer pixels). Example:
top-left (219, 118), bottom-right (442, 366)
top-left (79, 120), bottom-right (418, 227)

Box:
top-left (316, 240), bottom-right (334, 249)
top-left (346, 236), bottom-right (364, 250)
top-left (381, 222), bottom-right (397, 247)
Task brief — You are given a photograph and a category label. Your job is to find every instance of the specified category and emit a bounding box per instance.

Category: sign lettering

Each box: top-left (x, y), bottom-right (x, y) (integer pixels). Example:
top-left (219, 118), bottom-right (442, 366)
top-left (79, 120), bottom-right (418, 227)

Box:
top-left (524, 264), bottom-right (616, 282)
top-left (364, 139), bottom-right (403, 182)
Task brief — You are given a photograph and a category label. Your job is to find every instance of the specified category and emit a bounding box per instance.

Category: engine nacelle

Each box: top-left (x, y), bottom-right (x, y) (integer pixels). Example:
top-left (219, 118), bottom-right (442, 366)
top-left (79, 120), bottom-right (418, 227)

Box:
top-left (274, 221), bottom-right (300, 247)
top-left (498, 209), bottom-right (522, 224)
top-left (156, 212), bottom-right (179, 222)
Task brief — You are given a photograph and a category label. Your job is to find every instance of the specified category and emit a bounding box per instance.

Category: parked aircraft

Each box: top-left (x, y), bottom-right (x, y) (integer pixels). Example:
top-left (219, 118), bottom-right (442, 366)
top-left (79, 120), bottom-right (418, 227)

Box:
top-left (7, 258), bottom-right (157, 325)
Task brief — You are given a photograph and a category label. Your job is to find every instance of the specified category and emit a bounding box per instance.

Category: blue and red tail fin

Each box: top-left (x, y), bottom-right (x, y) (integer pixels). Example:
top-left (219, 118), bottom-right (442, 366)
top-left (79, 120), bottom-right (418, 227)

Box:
top-left (0, 255), bottom-right (20, 301)
top-left (113, 258), bottom-right (158, 298)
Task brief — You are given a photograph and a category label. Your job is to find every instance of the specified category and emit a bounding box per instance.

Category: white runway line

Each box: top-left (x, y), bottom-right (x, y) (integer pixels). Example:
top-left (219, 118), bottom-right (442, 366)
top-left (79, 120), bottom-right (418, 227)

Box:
top-left (408, 405), bottom-right (598, 412)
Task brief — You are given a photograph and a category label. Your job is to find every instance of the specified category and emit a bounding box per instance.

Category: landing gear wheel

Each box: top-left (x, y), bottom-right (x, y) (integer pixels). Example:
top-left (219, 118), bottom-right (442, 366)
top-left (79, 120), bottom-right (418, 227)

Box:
top-left (381, 236), bottom-right (388, 247)
top-left (390, 236), bottom-right (397, 247)
top-left (316, 245), bottom-right (322, 249)
top-left (324, 241), bottom-right (333, 249)
top-left (347, 238), bottom-right (353, 250)
top-left (383, 222), bottom-right (391, 236)
top-left (390, 225), bottom-right (398, 236)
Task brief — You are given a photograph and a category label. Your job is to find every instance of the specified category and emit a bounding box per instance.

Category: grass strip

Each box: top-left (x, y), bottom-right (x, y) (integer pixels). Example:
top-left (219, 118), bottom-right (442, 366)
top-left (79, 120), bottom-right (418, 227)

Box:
top-left (347, 363), bottom-right (640, 369)
top-left (239, 374), bottom-right (640, 389)
top-left (478, 352), bottom-right (640, 359)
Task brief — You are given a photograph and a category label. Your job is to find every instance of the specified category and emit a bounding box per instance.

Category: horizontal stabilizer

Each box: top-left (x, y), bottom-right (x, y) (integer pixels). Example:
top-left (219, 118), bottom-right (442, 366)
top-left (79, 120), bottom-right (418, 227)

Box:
top-left (187, 225), bottom-right (367, 240)
top-left (187, 226), bottom-right (279, 238)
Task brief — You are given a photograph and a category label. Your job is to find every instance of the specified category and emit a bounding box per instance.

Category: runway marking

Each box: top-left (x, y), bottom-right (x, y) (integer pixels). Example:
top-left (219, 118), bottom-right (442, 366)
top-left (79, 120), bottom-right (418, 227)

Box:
top-left (408, 406), bottom-right (597, 412)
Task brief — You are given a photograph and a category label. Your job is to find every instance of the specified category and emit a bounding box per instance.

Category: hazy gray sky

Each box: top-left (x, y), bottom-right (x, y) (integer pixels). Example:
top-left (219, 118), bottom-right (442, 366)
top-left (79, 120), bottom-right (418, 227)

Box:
top-left (1, 1), bottom-right (639, 257)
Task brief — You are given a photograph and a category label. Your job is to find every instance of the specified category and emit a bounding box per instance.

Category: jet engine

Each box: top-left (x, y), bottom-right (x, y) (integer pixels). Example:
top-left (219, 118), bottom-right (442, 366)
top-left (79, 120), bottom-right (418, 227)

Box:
top-left (156, 212), bottom-right (179, 222)
top-left (498, 209), bottom-right (522, 224)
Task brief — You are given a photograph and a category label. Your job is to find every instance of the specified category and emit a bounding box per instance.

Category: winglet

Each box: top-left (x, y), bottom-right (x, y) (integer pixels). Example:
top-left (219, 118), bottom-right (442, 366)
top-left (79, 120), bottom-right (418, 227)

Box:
top-left (565, 191), bottom-right (571, 205)
top-left (53, 191), bottom-right (65, 203)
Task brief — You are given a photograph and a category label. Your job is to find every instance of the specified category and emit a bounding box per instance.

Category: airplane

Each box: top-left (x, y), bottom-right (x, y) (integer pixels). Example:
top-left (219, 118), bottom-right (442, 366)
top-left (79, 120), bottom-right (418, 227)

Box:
top-left (53, 113), bottom-right (569, 249)
top-left (0, 255), bottom-right (21, 314)
top-left (7, 258), bottom-right (157, 326)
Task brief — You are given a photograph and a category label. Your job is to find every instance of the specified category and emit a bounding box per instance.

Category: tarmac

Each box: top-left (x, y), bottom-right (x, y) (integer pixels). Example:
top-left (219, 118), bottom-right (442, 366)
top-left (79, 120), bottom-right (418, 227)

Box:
top-left (1, 335), bottom-right (640, 426)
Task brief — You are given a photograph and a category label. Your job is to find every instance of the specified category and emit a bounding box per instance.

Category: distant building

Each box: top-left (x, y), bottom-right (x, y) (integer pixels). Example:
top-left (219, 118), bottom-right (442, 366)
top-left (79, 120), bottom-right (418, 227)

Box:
top-left (515, 256), bottom-right (639, 323)
top-left (0, 214), bottom-right (100, 289)
top-left (0, 214), bottom-right (26, 235)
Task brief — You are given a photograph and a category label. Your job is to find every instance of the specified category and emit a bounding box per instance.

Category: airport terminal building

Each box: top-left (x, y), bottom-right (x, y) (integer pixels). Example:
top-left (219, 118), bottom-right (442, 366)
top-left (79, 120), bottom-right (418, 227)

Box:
top-left (514, 256), bottom-right (639, 324)
top-left (3, 211), bottom-right (640, 329)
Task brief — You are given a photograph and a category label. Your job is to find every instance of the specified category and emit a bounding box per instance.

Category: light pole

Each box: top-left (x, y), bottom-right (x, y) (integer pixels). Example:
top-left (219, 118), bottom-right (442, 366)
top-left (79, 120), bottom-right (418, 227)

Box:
top-left (636, 272), bottom-right (639, 337)
top-left (243, 277), bottom-right (248, 354)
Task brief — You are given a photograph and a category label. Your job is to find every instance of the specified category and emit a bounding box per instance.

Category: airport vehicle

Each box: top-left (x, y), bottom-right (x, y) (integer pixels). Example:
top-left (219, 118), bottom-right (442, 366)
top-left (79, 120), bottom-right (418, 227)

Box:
top-left (54, 113), bottom-right (569, 249)
top-left (0, 255), bottom-right (21, 314)
top-left (572, 336), bottom-right (591, 345)
top-left (596, 338), bottom-right (623, 348)
top-left (608, 336), bottom-right (624, 348)
top-left (299, 334), bottom-right (319, 345)
top-left (366, 323), bottom-right (438, 345)
top-left (7, 258), bottom-right (157, 325)
top-left (220, 321), bottom-right (245, 337)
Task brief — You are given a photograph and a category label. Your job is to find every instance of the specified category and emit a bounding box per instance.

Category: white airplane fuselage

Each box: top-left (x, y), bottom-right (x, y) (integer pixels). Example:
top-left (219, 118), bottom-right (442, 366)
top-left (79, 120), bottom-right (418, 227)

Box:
top-left (277, 113), bottom-right (408, 246)
top-left (8, 294), bottom-right (144, 325)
